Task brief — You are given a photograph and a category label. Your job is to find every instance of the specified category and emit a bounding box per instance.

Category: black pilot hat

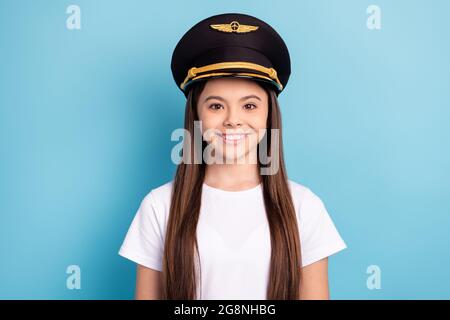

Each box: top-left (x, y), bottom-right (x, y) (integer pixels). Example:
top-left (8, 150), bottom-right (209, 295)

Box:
top-left (171, 13), bottom-right (291, 98)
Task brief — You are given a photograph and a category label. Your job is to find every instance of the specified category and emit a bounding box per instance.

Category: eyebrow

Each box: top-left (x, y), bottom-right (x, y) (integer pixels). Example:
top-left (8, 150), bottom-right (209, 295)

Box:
top-left (203, 95), bottom-right (261, 103)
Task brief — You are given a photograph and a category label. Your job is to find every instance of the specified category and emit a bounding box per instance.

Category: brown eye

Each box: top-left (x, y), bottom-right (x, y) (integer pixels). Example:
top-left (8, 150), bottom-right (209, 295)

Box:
top-left (244, 103), bottom-right (257, 110)
top-left (209, 103), bottom-right (223, 110)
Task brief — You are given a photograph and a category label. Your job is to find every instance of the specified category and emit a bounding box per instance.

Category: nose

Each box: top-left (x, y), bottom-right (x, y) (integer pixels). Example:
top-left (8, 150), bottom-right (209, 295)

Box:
top-left (223, 107), bottom-right (243, 128)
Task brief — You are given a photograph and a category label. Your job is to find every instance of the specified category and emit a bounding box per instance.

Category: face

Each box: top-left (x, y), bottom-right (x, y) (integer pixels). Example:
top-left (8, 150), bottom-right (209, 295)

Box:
top-left (196, 77), bottom-right (269, 164)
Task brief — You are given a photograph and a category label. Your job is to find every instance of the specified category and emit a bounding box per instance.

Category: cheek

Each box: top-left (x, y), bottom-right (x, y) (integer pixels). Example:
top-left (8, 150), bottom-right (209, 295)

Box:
top-left (198, 112), bottom-right (223, 140)
top-left (198, 107), bottom-right (214, 126)
top-left (199, 116), bottom-right (222, 131)
top-left (253, 105), bottom-right (269, 125)
top-left (248, 111), bottom-right (268, 139)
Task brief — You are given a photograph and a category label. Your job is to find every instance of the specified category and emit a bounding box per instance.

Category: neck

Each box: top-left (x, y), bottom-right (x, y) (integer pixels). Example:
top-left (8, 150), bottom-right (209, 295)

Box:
top-left (204, 163), bottom-right (261, 191)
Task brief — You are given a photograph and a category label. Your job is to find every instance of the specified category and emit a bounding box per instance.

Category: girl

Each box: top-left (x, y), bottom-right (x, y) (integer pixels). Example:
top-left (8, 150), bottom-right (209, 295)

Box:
top-left (119, 12), bottom-right (347, 300)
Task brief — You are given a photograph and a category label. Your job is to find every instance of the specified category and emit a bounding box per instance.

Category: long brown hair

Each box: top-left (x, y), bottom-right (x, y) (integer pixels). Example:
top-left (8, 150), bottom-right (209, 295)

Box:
top-left (162, 80), bottom-right (302, 299)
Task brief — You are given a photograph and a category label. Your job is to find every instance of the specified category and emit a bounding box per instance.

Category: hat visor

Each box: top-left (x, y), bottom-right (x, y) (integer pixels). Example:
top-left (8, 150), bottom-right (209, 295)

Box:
top-left (183, 73), bottom-right (282, 94)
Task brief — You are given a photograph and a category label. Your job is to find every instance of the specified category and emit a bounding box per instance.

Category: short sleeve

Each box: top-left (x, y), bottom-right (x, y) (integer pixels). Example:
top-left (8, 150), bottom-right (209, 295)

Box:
top-left (298, 188), bottom-right (347, 267)
top-left (118, 191), bottom-right (164, 271)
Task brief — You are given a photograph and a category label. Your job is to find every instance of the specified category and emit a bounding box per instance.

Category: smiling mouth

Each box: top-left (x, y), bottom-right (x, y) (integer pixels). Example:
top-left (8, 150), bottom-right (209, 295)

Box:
top-left (216, 133), bottom-right (250, 145)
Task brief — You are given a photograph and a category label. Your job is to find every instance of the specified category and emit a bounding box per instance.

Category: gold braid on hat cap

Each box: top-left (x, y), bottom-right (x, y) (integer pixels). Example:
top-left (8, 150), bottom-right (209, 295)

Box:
top-left (180, 61), bottom-right (283, 91)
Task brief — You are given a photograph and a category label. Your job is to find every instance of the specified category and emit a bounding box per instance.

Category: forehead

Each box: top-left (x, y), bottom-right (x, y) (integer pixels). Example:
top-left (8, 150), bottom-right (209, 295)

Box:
top-left (200, 78), bottom-right (267, 97)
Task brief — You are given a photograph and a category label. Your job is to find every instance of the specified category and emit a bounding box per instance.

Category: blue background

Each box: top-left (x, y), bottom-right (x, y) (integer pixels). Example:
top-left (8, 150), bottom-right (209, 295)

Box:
top-left (1, 0), bottom-right (449, 299)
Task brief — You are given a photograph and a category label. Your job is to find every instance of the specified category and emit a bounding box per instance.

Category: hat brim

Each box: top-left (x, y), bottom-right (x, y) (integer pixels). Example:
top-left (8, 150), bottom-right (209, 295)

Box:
top-left (183, 73), bottom-right (281, 95)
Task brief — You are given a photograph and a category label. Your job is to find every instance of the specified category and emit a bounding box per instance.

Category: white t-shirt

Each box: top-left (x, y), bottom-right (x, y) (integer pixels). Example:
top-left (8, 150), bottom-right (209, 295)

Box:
top-left (118, 179), bottom-right (347, 300)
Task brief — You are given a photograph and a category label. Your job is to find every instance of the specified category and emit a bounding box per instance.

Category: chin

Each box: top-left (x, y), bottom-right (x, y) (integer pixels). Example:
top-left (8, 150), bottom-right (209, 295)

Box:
top-left (212, 144), bottom-right (259, 164)
top-left (221, 150), bottom-right (256, 164)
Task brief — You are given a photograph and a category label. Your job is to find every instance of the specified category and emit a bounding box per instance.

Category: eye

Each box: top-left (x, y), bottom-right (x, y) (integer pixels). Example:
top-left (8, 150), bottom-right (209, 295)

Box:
top-left (208, 103), bottom-right (223, 110)
top-left (244, 103), bottom-right (257, 110)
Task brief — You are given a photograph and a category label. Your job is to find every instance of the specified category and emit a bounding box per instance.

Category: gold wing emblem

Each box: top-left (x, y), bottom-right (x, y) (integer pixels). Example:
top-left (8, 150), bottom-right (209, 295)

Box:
top-left (210, 21), bottom-right (259, 33)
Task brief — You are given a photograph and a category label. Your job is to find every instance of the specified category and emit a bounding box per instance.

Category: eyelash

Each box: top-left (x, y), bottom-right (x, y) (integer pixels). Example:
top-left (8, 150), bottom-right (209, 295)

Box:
top-left (208, 103), bottom-right (257, 110)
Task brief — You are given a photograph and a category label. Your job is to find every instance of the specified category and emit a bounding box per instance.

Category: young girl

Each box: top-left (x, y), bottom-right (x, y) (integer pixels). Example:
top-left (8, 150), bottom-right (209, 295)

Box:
top-left (119, 12), bottom-right (347, 300)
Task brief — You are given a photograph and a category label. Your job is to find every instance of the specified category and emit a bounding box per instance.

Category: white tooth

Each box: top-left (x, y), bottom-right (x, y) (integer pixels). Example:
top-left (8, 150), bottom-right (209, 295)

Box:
top-left (226, 135), bottom-right (244, 140)
top-left (217, 133), bottom-right (248, 142)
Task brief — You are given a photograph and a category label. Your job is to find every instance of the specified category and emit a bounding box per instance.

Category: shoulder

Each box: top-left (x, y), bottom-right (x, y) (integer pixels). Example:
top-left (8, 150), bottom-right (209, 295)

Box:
top-left (286, 179), bottom-right (328, 219)
top-left (287, 179), bottom-right (347, 267)
top-left (148, 180), bottom-right (174, 206)
top-left (287, 179), bottom-right (319, 207)
top-left (139, 180), bottom-right (174, 221)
